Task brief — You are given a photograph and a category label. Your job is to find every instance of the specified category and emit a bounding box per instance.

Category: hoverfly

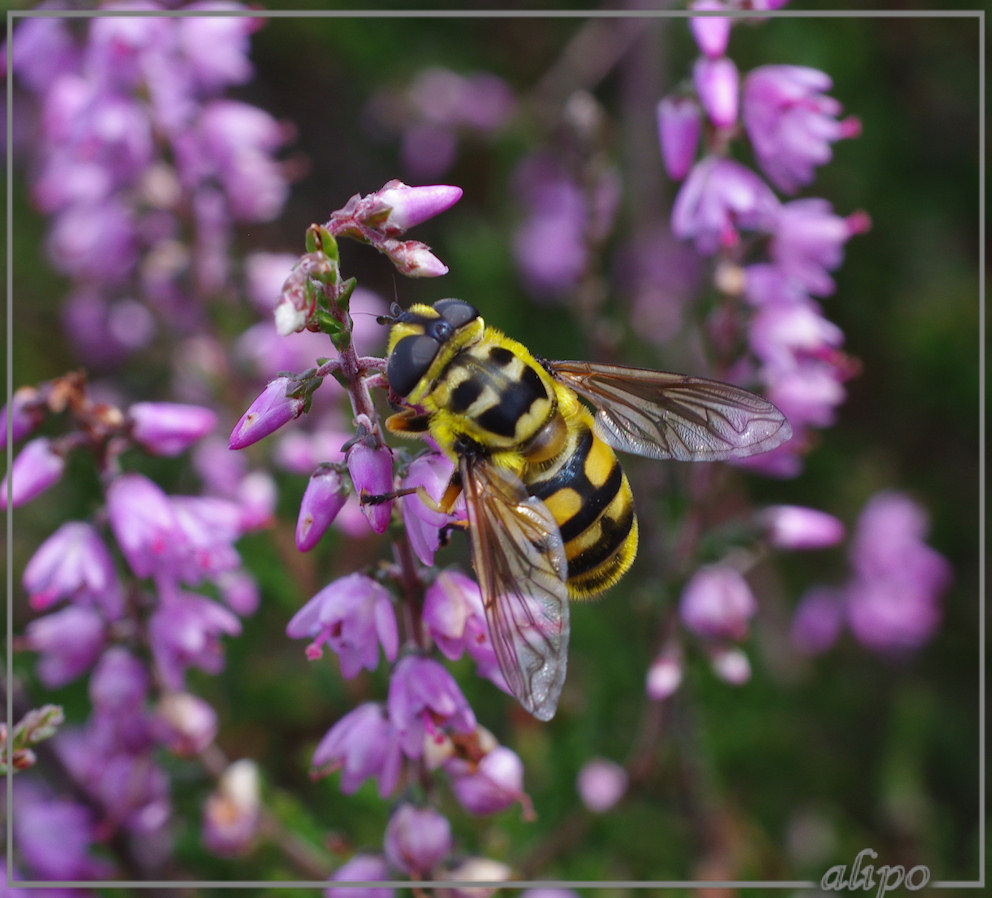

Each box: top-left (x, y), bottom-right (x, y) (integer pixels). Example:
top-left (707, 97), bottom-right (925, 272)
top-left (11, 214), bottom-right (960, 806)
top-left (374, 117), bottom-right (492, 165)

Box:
top-left (381, 299), bottom-right (791, 720)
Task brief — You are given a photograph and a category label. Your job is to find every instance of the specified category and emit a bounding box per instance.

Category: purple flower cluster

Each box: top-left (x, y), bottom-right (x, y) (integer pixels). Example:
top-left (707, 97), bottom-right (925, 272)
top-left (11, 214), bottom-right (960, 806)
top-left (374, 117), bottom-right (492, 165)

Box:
top-left (658, 5), bottom-right (867, 476)
top-left (792, 492), bottom-right (951, 655)
top-left (6, 4), bottom-right (290, 365)
top-left (5, 375), bottom-right (262, 879)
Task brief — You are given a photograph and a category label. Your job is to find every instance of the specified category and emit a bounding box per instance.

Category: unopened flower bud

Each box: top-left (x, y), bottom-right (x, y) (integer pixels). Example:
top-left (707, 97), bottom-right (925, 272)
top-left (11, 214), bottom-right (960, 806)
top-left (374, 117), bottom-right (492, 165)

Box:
top-left (680, 564), bottom-right (757, 641)
top-left (372, 180), bottom-right (463, 234)
top-left (202, 759), bottom-right (260, 858)
top-left (229, 376), bottom-right (306, 449)
top-left (327, 854), bottom-right (394, 898)
top-left (383, 803), bottom-right (451, 876)
top-left (657, 96), bottom-right (702, 181)
top-left (694, 56), bottom-right (739, 129)
top-left (347, 440), bottom-right (394, 534)
top-left (709, 645), bottom-right (752, 685)
top-left (155, 692), bottom-right (218, 756)
top-left (576, 758), bottom-right (628, 813)
top-left (759, 505), bottom-right (845, 550)
top-left (386, 239), bottom-right (449, 278)
top-left (646, 644), bottom-right (684, 700)
top-left (1, 438), bottom-right (65, 509)
top-left (447, 745), bottom-right (530, 817)
top-left (296, 466), bottom-right (348, 551)
top-left (1, 386), bottom-right (41, 450)
top-left (439, 857), bottom-right (513, 898)
top-left (689, 0), bottom-right (731, 58)
top-left (129, 402), bottom-right (218, 456)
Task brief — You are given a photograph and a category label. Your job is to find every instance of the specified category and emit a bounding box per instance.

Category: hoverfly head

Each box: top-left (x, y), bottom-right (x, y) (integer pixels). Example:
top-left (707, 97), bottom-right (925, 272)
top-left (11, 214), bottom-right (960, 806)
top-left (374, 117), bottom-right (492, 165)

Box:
top-left (385, 299), bottom-right (482, 398)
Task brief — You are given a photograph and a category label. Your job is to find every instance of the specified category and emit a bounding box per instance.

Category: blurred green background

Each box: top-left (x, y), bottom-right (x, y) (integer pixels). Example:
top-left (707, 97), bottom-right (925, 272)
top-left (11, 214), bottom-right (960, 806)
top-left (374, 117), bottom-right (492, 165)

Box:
top-left (5, 5), bottom-right (983, 892)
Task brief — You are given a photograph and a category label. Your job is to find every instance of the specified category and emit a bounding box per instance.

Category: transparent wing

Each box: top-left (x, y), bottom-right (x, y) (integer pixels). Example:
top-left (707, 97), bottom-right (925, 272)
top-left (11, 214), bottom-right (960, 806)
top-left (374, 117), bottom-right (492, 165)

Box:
top-left (460, 456), bottom-right (570, 721)
top-left (550, 360), bottom-right (793, 462)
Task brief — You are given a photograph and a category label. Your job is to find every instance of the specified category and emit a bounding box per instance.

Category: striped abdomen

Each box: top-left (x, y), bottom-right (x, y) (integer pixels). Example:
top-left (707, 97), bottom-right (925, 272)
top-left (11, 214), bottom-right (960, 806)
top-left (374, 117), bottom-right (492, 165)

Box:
top-left (526, 416), bottom-right (638, 600)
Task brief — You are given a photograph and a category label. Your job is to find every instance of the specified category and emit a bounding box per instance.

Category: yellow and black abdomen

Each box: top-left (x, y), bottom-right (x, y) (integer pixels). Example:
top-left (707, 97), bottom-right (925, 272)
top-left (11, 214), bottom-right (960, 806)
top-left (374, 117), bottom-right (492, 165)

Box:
top-left (526, 411), bottom-right (638, 600)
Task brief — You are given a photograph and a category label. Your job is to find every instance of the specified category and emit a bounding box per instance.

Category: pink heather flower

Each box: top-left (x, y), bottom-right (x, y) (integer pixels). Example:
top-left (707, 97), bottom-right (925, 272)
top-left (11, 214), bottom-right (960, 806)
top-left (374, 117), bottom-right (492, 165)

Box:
top-left (447, 745), bottom-right (531, 817)
top-left (791, 586), bottom-right (844, 655)
top-left (657, 96), bottom-right (702, 181)
top-left (312, 702), bottom-right (403, 798)
top-left (369, 180), bottom-right (463, 234)
top-left (327, 854), bottom-right (395, 898)
top-left (748, 295), bottom-right (844, 371)
top-left (13, 786), bottom-right (114, 881)
top-left (347, 440), bottom-right (395, 534)
top-left (296, 467), bottom-right (349, 552)
top-left (759, 505), bottom-right (845, 550)
top-left (693, 56), bottom-right (739, 129)
top-left (742, 262), bottom-right (812, 307)
top-left (1, 437), bottom-right (65, 510)
top-left (89, 646), bottom-right (150, 714)
top-left (107, 473), bottom-right (183, 580)
top-left (25, 606), bottom-right (107, 688)
top-left (0, 386), bottom-right (42, 450)
top-left (286, 572), bottom-right (399, 678)
top-left (229, 376), bottom-right (307, 449)
top-left (383, 803), bottom-right (452, 877)
top-left (154, 692), bottom-right (218, 757)
top-left (576, 758), bottom-right (628, 813)
top-left (5, 18), bottom-right (81, 95)
top-left (388, 655), bottom-right (476, 758)
top-left (176, 6), bottom-right (258, 92)
top-left (23, 521), bottom-right (124, 620)
top-left (186, 100), bottom-right (289, 222)
top-left (169, 495), bottom-right (245, 583)
top-left (646, 644), bottom-right (684, 700)
top-left (845, 492), bottom-right (950, 653)
top-left (400, 453), bottom-right (459, 565)
top-left (764, 360), bottom-right (846, 430)
top-left (689, 0), bottom-right (732, 58)
top-left (743, 65), bottom-right (861, 194)
top-left (202, 759), bottom-right (260, 858)
top-left (216, 568), bottom-right (261, 616)
top-left (244, 250), bottom-right (299, 312)
top-left (680, 564), bottom-right (757, 641)
top-left (128, 401), bottom-right (218, 455)
top-left (421, 571), bottom-right (504, 688)
top-left (770, 199), bottom-right (871, 297)
top-left (148, 591), bottom-right (242, 690)
top-left (47, 199), bottom-right (138, 283)
top-left (409, 67), bottom-right (516, 132)
top-left (672, 156), bottom-right (780, 255)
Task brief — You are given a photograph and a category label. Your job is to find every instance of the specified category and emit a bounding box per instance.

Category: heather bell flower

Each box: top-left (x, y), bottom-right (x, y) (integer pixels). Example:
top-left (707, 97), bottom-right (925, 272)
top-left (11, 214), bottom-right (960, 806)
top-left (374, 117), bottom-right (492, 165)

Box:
top-left (679, 563), bottom-right (757, 642)
top-left (22, 521), bottom-right (124, 620)
top-left (128, 401), bottom-right (217, 456)
top-left (672, 156), bottom-right (779, 255)
top-left (327, 854), bottom-right (395, 898)
top-left (446, 744), bottom-right (532, 817)
top-left (657, 96), bottom-right (702, 181)
top-left (347, 439), bottom-right (395, 534)
top-left (693, 56), bottom-right (739, 130)
top-left (286, 572), bottom-right (399, 678)
top-left (383, 803), bottom-right (452, 877)
top-left (25, 605), bottom-right (107, 688)
top-left (312, 702), bottom-right (404, 798)
top-left (400, 453), bottom-right (459, 565)
top-left (576, 757), bottom-right (628, 813)
top-left (743, 65), bottom-right (862, 194)
top-left (689, 0), bottom-right (732, 58)
top-left (1, 437), bottom-right (65, 509)
top-left (759, 504), bottom-right (845, 549)
top-left (388, 655), bottom-right (476, 758)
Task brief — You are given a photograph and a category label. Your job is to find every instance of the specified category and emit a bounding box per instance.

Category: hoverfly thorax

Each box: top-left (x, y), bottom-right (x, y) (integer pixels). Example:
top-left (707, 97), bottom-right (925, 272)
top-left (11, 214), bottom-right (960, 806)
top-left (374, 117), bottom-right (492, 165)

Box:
top-left (385, 299), bottom-right (482, 402)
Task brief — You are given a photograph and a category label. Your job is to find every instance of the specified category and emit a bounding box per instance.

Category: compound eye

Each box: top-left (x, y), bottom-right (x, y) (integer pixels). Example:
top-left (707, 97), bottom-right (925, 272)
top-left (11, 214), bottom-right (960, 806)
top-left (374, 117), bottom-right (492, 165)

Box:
top-left (387, 334), bottom-right (441, 397)
top-left (434, 298), bottom-right (479, 330)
